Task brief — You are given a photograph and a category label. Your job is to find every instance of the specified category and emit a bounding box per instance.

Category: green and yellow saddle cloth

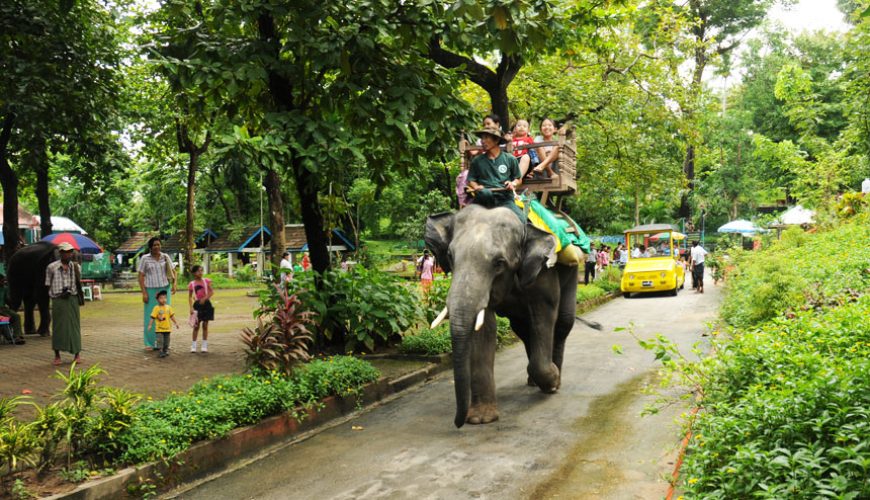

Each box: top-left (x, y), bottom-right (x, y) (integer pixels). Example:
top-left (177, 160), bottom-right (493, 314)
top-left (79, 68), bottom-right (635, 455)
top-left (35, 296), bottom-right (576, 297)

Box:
top-left (514, 195), bottom-right (591, 266)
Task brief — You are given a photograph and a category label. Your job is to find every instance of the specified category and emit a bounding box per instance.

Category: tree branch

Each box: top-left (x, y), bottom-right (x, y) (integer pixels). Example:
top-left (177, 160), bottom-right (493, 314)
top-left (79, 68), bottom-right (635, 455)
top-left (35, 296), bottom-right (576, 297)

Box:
top-left (428, 37), bottom-right (498, 90)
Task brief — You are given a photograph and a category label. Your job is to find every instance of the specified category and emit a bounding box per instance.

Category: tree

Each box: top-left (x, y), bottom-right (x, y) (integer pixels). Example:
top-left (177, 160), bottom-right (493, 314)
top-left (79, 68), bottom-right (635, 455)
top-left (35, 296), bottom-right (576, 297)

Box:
top-left (641, 0), bottom-right (782, 220)
top-left (428, 0), bottom-right (620, 129)
top-left (154, 0), bottom-right (473, 276)
top-left (0, 0), bottom-right (123, 260)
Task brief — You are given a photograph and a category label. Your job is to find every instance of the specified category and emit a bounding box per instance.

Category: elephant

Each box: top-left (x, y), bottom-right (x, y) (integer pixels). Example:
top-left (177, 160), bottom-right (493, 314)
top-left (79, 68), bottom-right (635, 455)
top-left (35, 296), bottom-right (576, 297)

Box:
top-left (7, 241), bottom-right (57, 336)
top-left (425, 204), bottom-right (578, 428)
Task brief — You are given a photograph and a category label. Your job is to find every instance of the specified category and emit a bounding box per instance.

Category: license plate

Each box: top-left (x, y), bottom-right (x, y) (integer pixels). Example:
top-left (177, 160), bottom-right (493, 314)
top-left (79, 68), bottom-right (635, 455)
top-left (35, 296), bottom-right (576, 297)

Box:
top-left (642, 280), bottom-right (653, 287)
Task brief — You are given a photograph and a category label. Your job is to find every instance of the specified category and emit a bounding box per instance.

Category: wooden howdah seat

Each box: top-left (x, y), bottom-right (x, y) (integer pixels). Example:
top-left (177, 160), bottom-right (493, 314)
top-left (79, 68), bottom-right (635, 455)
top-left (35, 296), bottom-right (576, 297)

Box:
top-left (460, 125), bottom-right (577, 207)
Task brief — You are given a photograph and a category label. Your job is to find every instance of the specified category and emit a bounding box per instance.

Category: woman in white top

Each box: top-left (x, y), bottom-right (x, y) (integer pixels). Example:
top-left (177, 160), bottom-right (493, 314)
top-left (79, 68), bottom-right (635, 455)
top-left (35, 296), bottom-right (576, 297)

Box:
top-left (532, 118), bottom-right (560, 178)
top-left (138, 237), bottom-right (177, 350)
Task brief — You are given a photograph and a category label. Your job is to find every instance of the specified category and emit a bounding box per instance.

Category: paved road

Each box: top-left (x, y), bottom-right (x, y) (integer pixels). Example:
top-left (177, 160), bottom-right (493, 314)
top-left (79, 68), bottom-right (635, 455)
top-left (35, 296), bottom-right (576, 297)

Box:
top-left (172, 281), bottom-right (721, 500)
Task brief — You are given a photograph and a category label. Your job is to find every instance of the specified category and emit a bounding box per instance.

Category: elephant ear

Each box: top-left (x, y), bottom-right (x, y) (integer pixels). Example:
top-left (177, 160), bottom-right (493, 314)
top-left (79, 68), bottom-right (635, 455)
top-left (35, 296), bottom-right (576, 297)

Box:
top-left (424, 212), bottom-right (454, 273)
top-left (518, 224), bottom-right (557, 289)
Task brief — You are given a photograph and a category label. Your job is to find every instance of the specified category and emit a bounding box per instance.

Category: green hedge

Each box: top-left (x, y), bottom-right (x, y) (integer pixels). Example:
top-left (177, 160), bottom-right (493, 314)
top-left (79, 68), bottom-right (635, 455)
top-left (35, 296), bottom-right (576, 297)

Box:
top-left (118, 356), bottom-right (379, 464)
top-left (400, 317), bottom-right (516, 355)
top-left (681, 215), bottom-right (870, 497)
top-left (721, 219), bottom-right (870, 328)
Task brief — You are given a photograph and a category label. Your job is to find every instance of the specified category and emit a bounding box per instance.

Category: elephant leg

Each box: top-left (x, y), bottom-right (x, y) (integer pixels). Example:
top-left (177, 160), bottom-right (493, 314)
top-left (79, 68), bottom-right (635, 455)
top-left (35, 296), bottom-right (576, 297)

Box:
top-left (37, 293), bottom-right (51, 336)
top-left (467, 310), bottom-right (499, 425)
top-left (552, 266), bottom-right (579, 381)
top-left (508, 315), bottom-right (537, 387)
top-left (23, 300), bottom-right (36, 335)
top-left (528, 306), bottom-right (560, 393)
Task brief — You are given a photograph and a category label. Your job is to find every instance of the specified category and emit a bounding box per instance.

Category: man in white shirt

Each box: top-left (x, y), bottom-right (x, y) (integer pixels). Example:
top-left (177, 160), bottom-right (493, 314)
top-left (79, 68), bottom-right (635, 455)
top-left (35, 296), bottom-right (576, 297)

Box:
top-left (584, 245), bottom-right (598, 285)
top-left (689, 240), bottom-right (708, 293)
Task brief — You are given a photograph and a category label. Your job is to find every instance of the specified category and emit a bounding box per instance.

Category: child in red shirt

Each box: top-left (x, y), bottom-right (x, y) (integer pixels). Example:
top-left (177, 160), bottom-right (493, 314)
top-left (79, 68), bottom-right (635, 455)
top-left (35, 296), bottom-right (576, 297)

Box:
top-left (511, 119), bottom-right (540, 178)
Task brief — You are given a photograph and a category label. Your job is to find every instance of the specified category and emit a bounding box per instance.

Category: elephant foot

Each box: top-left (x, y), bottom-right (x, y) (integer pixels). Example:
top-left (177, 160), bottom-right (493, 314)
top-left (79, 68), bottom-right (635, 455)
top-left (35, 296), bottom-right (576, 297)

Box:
top-left (466, 403), bottom-right (499, 425)
top-left (530, 363), bottom-right (561, 394)
top-left (526, 375), bottom-right (536, 387)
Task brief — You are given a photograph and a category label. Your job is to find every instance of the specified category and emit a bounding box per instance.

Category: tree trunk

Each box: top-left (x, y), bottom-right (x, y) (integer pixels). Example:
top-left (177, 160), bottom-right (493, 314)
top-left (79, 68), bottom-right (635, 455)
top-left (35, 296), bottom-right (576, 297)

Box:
top-left (634, 189), bottom-right (640, 226)
top-left (678, 144), bottom-right (695, 219)
top-left (263, 168), bottom-right (286, 270)
top-left (36, 161), bottom-right (52, 237)
top-left (488, 87), bottom-right (510, 133)
top-left (0, 116), bottom-right (19, 262)
top-left (183, 151), bottom-right (198, 277)
top-left (290, 157), bottom-right (330, 275)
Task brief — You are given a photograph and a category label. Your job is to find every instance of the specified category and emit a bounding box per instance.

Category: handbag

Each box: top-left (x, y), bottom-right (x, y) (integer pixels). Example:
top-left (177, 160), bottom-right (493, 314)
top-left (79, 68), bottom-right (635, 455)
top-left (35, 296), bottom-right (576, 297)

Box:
top-left (188, 310), bottom-right (199, 328)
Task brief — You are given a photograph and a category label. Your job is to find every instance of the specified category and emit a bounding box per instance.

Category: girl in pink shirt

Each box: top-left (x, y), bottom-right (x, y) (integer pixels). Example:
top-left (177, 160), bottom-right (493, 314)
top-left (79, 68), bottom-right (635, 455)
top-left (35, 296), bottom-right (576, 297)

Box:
top-left (187, 265), bottom-right (214, 353)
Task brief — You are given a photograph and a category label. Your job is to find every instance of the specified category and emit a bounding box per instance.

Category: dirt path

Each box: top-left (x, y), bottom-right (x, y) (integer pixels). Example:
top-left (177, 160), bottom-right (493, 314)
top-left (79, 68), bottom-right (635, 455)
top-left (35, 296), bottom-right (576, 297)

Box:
top-left (0, 289), bottom-right (257, 414)
top-left (171, 280), bottom-right (722, 500)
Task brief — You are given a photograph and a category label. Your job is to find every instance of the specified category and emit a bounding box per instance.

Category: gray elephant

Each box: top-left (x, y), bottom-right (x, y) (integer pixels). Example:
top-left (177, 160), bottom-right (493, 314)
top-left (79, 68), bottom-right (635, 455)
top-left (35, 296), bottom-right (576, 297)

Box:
top-left (7, 241), bottom-right (57, 335)
top-left (425, 204), bottom-right (578, 427)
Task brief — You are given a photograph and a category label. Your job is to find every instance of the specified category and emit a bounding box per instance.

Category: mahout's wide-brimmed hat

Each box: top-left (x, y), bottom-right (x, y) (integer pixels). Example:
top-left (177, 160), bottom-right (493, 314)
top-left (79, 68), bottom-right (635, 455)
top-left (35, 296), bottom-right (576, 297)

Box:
top-left (474, 126), bottom-right (508, 144)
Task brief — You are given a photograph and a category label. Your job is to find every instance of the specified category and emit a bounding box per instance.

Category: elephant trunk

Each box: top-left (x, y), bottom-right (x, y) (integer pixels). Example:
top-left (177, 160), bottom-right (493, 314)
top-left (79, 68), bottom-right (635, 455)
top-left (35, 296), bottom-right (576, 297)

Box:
top-left (449, 312), bottom-right (474, 428)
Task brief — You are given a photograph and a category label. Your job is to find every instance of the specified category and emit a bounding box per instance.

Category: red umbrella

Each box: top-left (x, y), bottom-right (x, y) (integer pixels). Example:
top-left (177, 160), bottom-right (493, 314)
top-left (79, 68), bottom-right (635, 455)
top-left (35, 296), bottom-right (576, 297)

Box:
top-left (42, 232), bottom-right (103, 254)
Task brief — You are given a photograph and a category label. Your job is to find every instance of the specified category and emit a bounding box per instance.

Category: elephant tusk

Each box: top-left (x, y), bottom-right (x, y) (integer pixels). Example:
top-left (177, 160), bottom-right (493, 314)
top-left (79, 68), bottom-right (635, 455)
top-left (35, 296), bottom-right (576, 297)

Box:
top-left (430, 306), bottom-right (449, 329)
top-left (474, 309), bottom-right (486, 331)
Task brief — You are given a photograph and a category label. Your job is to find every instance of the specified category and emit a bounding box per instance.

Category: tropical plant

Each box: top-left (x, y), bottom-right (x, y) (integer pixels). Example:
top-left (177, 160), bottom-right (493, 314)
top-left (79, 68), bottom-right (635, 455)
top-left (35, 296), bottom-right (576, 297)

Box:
top-left (285, 266), bottom-right (423, 352)
top-left (242, 284), bottom-right (315, 375)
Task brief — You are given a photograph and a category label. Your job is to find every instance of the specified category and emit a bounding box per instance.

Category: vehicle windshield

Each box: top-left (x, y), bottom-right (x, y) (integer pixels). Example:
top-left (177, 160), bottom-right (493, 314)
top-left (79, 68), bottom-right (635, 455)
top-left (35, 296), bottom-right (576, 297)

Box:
top-left (626, 232), bottom-right (673, 258)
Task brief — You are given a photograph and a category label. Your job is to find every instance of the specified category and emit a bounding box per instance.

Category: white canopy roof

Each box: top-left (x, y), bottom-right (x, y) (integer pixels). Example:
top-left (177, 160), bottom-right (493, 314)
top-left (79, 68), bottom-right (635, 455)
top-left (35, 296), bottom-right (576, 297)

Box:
top-left (35, 216), bottom-right (87, 234)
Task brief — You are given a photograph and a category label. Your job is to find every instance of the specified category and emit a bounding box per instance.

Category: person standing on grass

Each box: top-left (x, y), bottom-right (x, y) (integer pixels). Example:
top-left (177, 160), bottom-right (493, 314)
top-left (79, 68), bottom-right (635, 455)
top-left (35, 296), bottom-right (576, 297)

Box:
top-left (148, 290), bottom-right (179, 358)
top-left (418, 250), bottom-right (435, 294)
top-left (46, 242), bottom-right (83, 365)
top-left (188, 265), bottom-right (214, 353)
top-left (690, 240), bottom-right (708, 294)
top-left (138, 237), bottom-right (177, 351)
top-left (584, 244), bottom-right (598, 285)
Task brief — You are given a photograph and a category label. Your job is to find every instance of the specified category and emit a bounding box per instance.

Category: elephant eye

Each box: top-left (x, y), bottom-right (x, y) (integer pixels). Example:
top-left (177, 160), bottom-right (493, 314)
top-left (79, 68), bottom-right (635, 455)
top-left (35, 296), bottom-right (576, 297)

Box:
top-left (493, 257), bottom-right (507, 269)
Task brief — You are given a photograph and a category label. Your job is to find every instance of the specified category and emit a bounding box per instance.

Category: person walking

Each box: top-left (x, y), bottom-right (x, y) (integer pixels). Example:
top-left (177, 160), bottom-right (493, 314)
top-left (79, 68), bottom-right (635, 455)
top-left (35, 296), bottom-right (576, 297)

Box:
top-left (584, 245), bottom-right (598, 285)
top-left (417, 250), bottom-right (435, 294)
top-left (187, 265), bottom-right (214, 353)
top-left (148, 290), bottom-right (179, 358)
top-left (690, 240), bottom-right (708, 294)
top-left (46, 242), bottom-right (83, 365)
top-left (138, 237), bottom-right (177, 350)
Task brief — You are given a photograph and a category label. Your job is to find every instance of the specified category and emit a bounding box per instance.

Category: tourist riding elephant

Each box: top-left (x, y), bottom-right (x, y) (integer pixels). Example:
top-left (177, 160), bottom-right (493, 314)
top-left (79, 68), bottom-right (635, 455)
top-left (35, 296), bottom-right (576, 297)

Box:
top-left (7, 241), bottom-right (57, 335)
top-left (425, 204), bottom-right (578, 428)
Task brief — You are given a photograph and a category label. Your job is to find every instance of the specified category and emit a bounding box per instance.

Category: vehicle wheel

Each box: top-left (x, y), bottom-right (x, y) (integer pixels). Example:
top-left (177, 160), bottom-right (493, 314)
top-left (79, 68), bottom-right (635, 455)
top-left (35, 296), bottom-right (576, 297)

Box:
top-left (680, 281), bottom-right (684, 290)
top-left (670, 286), bottom-right (678, 297)
top-left (623, 292), bottom-right (631, 298)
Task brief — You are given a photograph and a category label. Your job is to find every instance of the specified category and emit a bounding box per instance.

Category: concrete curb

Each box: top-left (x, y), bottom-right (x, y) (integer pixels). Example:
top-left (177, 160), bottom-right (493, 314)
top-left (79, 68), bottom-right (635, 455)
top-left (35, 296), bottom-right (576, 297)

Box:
top-left (48, 359), bottom-right (451, 500)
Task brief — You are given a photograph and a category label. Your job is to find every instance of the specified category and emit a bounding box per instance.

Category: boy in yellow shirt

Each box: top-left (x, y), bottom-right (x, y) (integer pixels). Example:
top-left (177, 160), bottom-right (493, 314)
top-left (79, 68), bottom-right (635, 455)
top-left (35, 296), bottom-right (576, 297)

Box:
top-left (148, 290), bottom-right (179, 358)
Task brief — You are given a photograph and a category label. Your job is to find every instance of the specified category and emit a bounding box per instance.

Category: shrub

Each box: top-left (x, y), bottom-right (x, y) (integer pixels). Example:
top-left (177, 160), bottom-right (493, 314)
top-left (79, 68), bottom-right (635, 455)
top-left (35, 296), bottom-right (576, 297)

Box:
top-left (117, 356), bottom-right (379, 464)
top-left (242, 285), bottom-right (315, 375)
top-left (681, 298), bottom-right (870, 497)
top-left (233, 264), bottom-right (258, 283)
top-left (284, 266), bottom-right (423, 352)
top-left (496, 316), bottom-right (516, 348)
top-left (400, 317), bottom-right (516, 355)
top-left (672, 215), bottom-right (870, 497)
top-left (422, 277), bottom-right (450, 324)
top-left (596, 266), bottom-right (622, 293)
top-left (720, 216), bottom-right (870, 328)
top-left (576, 283), bottom-right (606, 302)
top-left (400, 327), bottom-right (451, 355)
